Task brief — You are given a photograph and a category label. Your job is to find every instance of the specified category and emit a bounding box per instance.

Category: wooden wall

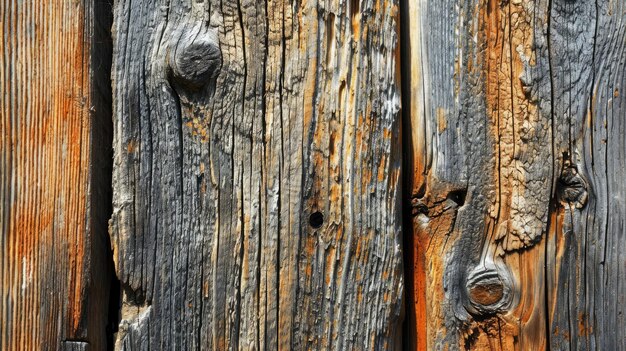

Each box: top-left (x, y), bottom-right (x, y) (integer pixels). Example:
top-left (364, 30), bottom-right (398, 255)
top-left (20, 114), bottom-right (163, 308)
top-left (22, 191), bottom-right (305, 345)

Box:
top-left (2, 0), bottom-right (625, 350)
top-left (110, 0), bottom-right (403, 349)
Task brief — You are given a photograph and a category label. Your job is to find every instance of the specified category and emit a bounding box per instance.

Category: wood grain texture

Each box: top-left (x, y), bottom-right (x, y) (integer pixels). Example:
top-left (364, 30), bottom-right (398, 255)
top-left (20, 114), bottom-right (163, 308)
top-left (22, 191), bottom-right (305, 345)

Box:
top-left (0, 0), bottom-right (113, 350)
top-left (110, 0), bottom-right (403, 349)
top-left (405, 0), bottom-right (626, 349)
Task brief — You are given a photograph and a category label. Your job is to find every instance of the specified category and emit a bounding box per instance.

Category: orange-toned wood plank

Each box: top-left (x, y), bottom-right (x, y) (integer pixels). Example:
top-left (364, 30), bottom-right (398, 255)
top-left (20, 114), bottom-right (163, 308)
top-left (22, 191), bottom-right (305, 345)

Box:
top-left (0, 1), bottom-right (113, 349)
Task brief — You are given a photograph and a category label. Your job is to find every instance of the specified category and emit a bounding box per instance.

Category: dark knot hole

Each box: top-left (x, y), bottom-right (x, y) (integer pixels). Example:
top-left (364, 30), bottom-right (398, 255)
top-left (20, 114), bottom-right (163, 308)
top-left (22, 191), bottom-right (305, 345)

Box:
top-left (309, 212), bottom-right (324, 229)
top-left (447, 188), bottom-right (467, 206)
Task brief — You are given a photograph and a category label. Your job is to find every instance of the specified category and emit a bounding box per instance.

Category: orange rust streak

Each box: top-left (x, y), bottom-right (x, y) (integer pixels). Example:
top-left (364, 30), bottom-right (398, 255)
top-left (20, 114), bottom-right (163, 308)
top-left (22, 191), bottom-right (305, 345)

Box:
top-left (1, 0), bottom-right (93, 348)
top-left (479, 0), bottom-right (550, 348)
top-left (411, 228), bottom-right (428, 351)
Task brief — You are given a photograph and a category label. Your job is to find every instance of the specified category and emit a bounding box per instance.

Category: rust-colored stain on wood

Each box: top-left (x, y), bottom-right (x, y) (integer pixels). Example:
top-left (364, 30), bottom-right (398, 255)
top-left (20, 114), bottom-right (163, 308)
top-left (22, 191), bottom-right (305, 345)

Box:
top-left (1, 1), bottom-right (110, 350)
top-left (407, 0), bottom-right (625, 349)
top-left (436, 107), bottom-right (447, 133)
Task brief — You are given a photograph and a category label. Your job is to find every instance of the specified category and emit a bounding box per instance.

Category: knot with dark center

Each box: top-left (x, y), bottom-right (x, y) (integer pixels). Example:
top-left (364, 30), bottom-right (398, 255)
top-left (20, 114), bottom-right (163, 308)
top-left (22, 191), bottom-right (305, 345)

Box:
top-left (465, 264), bottom-right (513, 316)
top-left (168, 30), bottom-right (221, 91)
top-left (557, 164), bottom-right (588, 209)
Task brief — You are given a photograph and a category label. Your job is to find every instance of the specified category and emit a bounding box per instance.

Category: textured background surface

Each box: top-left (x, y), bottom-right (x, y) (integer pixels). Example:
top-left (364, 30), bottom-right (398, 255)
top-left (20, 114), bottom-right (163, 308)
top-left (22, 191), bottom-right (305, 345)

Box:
top-left (405, 0), bottom-right (626, 349)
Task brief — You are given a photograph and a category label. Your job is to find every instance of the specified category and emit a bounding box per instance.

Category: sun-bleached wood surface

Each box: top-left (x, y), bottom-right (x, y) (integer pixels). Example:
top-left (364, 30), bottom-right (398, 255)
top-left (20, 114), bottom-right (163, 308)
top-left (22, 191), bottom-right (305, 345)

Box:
top-left (3, 0), bottom-right (626, 350)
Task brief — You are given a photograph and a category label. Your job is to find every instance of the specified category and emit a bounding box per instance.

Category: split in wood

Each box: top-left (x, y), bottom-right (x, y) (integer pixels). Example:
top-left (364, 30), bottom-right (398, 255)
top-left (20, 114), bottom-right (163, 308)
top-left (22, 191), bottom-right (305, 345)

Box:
top-left (410, 186), bottom-right (467, 217)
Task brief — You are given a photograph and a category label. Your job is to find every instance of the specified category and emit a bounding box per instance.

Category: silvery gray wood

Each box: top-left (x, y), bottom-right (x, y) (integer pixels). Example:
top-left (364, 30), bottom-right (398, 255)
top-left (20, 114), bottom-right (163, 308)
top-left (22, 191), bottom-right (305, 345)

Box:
top-left (110, 0), bottom-right (403, 349)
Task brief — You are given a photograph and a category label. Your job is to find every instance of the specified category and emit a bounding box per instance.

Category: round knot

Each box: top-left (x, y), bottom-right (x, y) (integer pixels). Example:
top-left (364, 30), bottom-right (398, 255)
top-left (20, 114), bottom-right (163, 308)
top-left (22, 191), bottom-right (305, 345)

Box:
top-left (169, 30), bottom-right (221, 90)
top-left (468, 277), bottom-right (504, 306)
top-left (465, 264), bottom-right (513, 315)
top-left (557, 163), bottom-right (588, 209)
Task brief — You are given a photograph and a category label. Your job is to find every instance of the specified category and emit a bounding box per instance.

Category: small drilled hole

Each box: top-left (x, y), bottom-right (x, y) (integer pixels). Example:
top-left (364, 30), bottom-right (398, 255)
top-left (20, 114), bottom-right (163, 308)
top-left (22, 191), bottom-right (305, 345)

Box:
top-left (309, 212), bottom-right (324, 229)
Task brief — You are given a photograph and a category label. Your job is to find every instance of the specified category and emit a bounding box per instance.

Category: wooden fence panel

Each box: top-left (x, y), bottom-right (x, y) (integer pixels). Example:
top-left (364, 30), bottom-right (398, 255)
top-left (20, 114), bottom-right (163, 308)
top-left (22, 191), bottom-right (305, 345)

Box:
top-left (3, 0), bottom-right (625, 349)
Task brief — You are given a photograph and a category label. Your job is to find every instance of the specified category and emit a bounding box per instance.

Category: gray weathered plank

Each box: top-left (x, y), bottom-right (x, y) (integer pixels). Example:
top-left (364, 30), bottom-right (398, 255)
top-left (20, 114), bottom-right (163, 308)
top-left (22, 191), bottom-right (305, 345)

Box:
top-left (110, 0), bottom-right (403, 349)
top-left (547, 1), bottom-right (626, 350)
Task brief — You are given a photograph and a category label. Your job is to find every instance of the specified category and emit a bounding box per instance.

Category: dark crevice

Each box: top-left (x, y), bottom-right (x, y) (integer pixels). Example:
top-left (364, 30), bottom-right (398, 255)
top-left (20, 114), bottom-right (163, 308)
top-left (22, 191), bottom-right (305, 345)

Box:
top-left (544, 198), bottom-right (557, 351)
top-left (91, 0), bottom-right (119, 350)
top-left (447, 188), bottom-right (468, 207)
top-left (545, 0), bottom-right (555, 347)
top-left (398, 0), bottom-right (415, 348)
top-left (106, 276), bottom-right (121, 350)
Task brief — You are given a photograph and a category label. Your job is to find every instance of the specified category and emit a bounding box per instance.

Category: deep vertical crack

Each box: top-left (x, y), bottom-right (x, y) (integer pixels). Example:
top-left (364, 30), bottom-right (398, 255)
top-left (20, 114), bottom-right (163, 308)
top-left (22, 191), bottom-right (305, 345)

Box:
top-left (91, 0), bottom-right (119, 349)
top-left (398, 0), bottom-right (414, 348)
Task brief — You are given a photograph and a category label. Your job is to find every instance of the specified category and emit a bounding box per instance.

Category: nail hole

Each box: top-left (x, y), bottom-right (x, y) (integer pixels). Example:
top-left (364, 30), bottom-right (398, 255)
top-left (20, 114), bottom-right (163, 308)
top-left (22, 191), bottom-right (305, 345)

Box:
top-left (447, 189), bottom-right (467, 206)
top-left (309, 211), bottom-right (324, 229)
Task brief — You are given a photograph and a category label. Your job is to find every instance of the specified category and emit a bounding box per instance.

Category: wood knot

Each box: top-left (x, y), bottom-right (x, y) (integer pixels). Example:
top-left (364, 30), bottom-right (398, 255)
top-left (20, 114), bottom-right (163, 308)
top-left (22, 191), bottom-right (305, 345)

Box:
top-left (168, 29), bottom-right (221, 91)
top-left (465, 264), bottom-right (513, 315)
top-left (557, 162), bottom-right (588, 209)
top-left (469, 281), bottom-right (503, 306)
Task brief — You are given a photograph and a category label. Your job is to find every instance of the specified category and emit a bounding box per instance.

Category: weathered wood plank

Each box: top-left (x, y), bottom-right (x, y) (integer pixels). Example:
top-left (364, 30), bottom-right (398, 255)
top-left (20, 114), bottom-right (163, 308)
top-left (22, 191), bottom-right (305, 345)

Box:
top-left (547, 1), bottom-right (626, 349)
top-left (110, 0), bottom-right (403, 349)
top-left (0, 0), bottom-right (113, 350)
top-left (405, 0), bottom-right (625, 349)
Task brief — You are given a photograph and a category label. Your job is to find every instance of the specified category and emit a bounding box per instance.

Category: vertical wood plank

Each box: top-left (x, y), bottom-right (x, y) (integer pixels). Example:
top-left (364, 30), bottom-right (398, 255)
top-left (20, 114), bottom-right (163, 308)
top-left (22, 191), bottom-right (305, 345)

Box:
top-left (547, 1), bottom-right (626, 349)
top-left (0, 0), bottom-right (113, 350)
top-left (110, 0), bottom-right (403, 349)
top-left (405, 0), bottom-right (626, 349)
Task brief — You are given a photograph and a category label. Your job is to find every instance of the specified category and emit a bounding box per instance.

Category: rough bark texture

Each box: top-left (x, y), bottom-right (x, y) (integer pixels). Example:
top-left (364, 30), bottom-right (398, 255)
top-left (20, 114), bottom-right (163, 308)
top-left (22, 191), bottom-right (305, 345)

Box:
top-left (405, 0), bottom-right (626, 350)
top-left (110, 0), bottom-right (403, 349)
top-left (0, 0), bottom-right (113, 350)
